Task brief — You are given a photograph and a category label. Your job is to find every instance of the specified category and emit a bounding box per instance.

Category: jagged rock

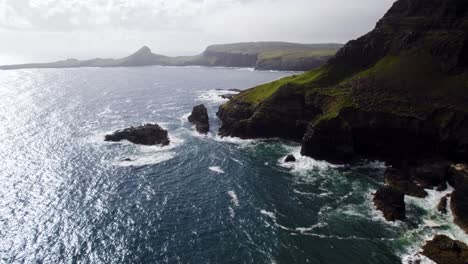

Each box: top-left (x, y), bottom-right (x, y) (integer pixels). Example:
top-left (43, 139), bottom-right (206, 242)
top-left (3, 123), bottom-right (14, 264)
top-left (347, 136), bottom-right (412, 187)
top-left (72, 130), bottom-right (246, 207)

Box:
top-left (384, 167), bottom-right (428, 198)
top-left (437, 195), bottom-right (450, 214)
top-left (448, 164), bottom-right (468, 189)
top-left (422, 235), bottom-right (468, 264)
top-left (188, 104), bottom-right (210, 134)
top-left (373, 186), bottom-right (405, 221)
top-left (410, 159), bottom-right (450, 189)
top-left (221, 94), bottom-right (235, 100)
top-left (105, 124), bottom-right (170, 146)
top-left (449, 164), bottom-right (468, 234)
top-left (436, 182), bottom-right (448, 192)
top-left (285, 155), bottom-right (296, 163)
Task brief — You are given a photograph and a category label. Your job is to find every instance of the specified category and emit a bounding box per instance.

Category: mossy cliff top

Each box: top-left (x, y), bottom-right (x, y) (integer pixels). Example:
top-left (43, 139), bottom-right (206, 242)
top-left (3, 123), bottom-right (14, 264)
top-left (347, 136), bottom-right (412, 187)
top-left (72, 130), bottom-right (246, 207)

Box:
top-left (218, 0), bottom-right (468, 162)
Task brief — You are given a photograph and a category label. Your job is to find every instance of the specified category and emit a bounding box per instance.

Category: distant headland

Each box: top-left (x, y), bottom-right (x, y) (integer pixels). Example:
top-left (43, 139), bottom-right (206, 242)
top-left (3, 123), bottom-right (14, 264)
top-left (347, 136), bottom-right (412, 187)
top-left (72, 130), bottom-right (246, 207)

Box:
top-left (0, 42), bottom-right (343, 72)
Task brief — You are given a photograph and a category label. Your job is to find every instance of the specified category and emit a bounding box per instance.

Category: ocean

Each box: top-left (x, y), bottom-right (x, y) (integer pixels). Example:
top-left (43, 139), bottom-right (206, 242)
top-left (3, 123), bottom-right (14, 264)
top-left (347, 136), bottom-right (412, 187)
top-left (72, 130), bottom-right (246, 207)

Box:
top-left (0, 66), bottom-right (466, 263)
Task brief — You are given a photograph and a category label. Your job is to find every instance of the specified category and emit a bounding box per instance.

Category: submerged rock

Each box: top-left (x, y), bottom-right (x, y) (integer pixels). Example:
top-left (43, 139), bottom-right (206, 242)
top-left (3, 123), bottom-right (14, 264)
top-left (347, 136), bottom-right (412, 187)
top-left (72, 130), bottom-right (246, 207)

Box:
top-left (105, 123), bottom-right (170, 146)
top-left (422, 235), bottom-right (468, 264)
top-left (188, 104), bottom-right (210, 134)
top-left (285, 155), bottom-right (296, 163)
top-left (373, 186), bottom-right (405, 221)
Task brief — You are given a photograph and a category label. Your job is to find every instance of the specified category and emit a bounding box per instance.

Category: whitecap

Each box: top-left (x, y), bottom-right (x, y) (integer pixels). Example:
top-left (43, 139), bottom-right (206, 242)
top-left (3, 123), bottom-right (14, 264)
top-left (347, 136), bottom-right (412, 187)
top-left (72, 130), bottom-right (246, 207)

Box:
top-left (213, 135), bottom-right (256, 146)
top-left (260, 209), bottom-right (276, 220)
top-left (227, 191), bottom-right (239, 207)
top-left (197, 89), bottom-right (240, 104)
top-left (209, 166), bottom-right (225, 174)
top-left (115, 152), bottom-right (175, 167)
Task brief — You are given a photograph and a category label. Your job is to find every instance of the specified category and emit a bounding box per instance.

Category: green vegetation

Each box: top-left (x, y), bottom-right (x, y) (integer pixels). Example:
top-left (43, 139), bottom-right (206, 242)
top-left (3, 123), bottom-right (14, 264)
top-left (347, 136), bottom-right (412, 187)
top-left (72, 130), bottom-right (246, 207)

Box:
top-left (258, 49), bottom-right (338, 60)
top-left (233, 67), bottom-right (326, 105)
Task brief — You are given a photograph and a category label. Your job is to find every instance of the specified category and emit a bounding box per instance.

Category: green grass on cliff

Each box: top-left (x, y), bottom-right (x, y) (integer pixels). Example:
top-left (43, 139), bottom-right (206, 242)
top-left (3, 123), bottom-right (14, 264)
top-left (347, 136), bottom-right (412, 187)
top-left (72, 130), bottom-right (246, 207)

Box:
top-left (233, 67), bottom-right (326, 105)
top-left (227, 51), bottom-right (468, 123)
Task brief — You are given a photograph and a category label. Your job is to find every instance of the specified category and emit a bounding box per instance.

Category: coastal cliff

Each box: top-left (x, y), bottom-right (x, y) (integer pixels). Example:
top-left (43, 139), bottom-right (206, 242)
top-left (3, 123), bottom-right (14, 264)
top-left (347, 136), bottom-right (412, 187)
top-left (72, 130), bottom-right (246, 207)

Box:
top-left (218, 0), bottom-right (468, 163)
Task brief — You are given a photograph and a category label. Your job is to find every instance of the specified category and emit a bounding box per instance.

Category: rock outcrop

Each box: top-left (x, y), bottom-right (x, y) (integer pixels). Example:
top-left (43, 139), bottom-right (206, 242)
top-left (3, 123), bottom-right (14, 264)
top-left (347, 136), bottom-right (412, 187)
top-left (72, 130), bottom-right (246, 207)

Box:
top-left (105, 124), bottom-right (170, 146)
top-left (285, 155), bottom-right (296, 163)
top-left (422, 235), bottom-right (468, 264)
top-left (373, 186), bottom-right (405, 221)
top-left (188, 105), bottom-right (210, 134)
top-left (437, 195), bottom-right (450, 214)
top-left (217, 0), bottom-right (468, 164)
top-left (449, 164), bottom-right (468, 234)
top-left (384, 167), bottom-right (428, 198)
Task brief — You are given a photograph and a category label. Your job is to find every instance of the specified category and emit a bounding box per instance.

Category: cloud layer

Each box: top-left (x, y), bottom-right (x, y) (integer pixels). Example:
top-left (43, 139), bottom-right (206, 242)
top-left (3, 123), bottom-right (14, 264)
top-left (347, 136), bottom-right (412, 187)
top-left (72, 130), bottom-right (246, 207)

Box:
top-left (0, 0), bottom-right (396, 64)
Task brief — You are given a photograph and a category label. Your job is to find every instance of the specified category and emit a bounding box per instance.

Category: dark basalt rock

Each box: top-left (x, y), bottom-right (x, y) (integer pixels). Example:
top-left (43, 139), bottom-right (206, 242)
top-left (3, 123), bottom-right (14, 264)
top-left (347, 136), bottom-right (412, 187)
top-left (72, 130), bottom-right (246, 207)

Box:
top-left (448, 164), bottom-right (468, 189)
top-left (437, 195), bottom-right (450, 214)
top-left (449, 164), bottom-right (468, 234)
top-left (422, 235), bottom-right (468, 264)
top-left (409, 159), bottom-right (451, 189)
top-left (384, 167), bottom-right (428, 198)
top-left (217, 83), bottom-right (321, 140)
top-left (373, 186), bottom-right (405, 221)
top-left (285, 155), bottom-right (296, 163)
top-left (105, 124), bottom-right (170, 146)
top-left (188, 104), bottom-right (210, 134)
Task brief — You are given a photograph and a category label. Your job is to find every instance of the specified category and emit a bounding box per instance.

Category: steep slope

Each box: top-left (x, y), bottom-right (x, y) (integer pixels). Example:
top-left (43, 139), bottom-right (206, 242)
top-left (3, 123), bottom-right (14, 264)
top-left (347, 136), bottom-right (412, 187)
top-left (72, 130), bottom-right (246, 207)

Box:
top-left (218, 0), bottom-right (468, 164)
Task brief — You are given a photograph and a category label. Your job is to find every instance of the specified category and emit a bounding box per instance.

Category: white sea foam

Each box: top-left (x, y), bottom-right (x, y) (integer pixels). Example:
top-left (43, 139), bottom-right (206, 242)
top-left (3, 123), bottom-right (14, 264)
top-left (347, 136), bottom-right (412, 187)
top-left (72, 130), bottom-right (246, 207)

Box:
top-left (115, 152), bottom-right (175, 167)
top-left (209, 166), bottom-right (225, 174)
top-left (228, 206), bottom-right (235, 218)
top-left (401, 253), bottom-right (436, 264)
top-left (227, 191), bottom-right (239, 207)
top-left (260, 210), bottom-right (276, 220)
top-left (213, 135), bottom-right (256, 146)
top-left (197, 89), bottom-right (240, 104)
top-left (278, 147), bottom-right (340, 174)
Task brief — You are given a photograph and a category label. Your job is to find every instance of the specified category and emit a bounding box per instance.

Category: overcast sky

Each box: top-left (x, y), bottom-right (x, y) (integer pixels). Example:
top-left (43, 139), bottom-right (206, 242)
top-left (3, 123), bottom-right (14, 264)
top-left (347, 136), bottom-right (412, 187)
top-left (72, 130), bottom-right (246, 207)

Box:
top-left (0, 0), bottom-right (395, 64)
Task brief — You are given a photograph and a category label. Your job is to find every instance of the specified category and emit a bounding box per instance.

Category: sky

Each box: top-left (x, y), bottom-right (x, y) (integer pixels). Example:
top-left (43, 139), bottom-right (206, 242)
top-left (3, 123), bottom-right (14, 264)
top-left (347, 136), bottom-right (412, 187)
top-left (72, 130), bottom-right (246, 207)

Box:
top-left (0, 0), bottom-right (396, 64)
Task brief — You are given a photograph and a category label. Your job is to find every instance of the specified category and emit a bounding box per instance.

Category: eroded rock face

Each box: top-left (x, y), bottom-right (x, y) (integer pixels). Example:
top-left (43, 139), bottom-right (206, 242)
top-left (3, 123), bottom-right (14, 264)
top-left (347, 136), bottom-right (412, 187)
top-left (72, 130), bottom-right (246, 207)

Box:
top-left (422, 235), bottom-right (468, 264)
top-left (105, 124), bottom-right (170, 146)
top-left (384, 167), bottom-right (428, 198)
top-left (188, 104), bottom-right (210, 134)
top-left (449, 164), bottom-right (468, 234)
top-left (373, 186), bottom-right (405, 221)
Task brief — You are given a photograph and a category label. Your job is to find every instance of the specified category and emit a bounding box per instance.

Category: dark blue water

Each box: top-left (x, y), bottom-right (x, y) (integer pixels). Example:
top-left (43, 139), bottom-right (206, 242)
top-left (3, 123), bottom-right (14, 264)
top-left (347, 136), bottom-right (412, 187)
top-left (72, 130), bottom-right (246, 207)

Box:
top-left (0, 66), bottom-right (465, 264)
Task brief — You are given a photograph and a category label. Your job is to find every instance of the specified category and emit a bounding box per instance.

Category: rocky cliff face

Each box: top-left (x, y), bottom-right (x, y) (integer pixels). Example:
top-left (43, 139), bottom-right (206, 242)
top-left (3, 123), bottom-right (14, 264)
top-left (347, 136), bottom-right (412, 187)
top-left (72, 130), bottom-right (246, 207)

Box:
top-left (218, 0), bottom-right (468, 164)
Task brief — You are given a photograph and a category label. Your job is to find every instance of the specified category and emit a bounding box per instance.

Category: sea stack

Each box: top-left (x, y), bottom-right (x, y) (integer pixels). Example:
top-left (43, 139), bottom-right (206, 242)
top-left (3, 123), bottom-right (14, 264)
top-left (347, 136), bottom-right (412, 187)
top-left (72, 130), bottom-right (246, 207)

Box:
top-left (105, 123), bottom-right (170, 146)
top-left (188, 104), bottom-right (210, 134)
top-left (373, 186), bottom-right (405, 221)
